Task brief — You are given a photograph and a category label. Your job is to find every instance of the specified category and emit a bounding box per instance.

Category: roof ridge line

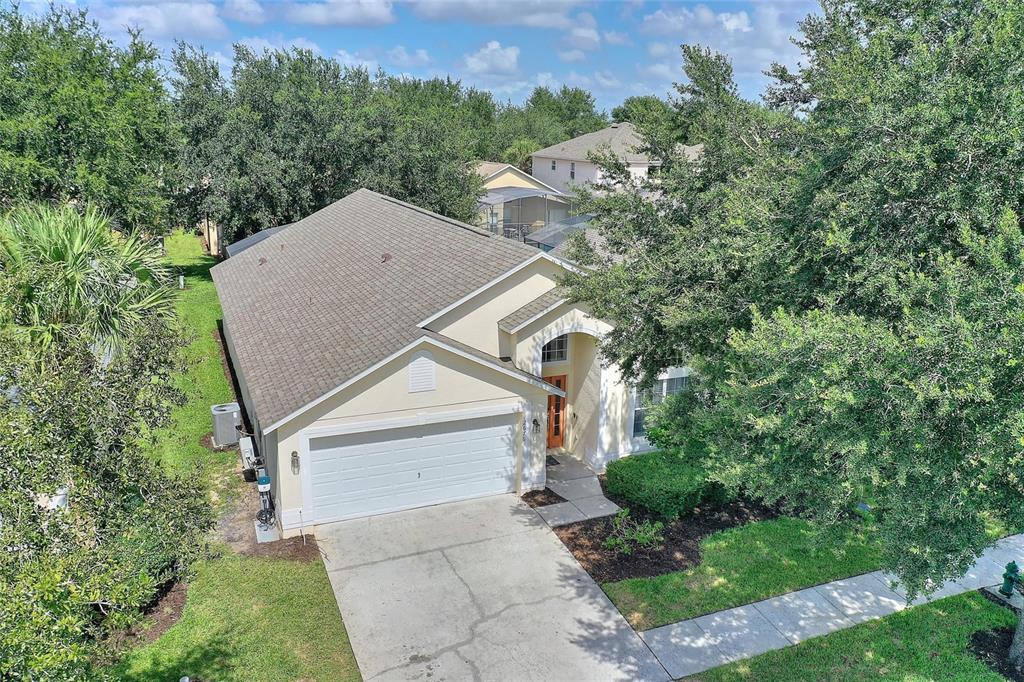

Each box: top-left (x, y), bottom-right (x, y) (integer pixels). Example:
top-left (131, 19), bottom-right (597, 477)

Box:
top-left (369, 190), bottom-right (495, 238)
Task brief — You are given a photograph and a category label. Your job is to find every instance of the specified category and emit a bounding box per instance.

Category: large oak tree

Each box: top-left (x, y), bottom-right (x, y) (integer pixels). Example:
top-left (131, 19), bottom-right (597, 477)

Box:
top-left (565, 0), bottom-right (1024, 639)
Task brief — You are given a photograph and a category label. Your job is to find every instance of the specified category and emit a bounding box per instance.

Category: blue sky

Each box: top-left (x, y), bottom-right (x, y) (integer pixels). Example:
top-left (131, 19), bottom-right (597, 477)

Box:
top-left (25, 0), bottom-right (820, 110)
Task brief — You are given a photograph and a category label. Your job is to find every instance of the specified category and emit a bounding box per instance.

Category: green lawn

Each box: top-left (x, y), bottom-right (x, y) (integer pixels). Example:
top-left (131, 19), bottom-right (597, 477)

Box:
top-left (605, 516), bottom-right (883, 630)
top-left (144, 231), bottom-right (237, 494)
top-left (111, 554), bottom-right (361, 682)
top-left (694, 591), bottom-right (1014, 681)
top-left (109, 233), bottom-right (361, 682)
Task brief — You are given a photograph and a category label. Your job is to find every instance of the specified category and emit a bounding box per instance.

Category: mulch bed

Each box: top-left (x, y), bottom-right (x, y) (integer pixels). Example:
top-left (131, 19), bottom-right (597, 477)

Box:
top-left (102, 580), bottom-right (190, 657)
top-left (553, 478), bottom-right (777, 583)
top-left (969, 626), bottom-right (1024, 681)
top-left (522, 488), bottom-right (569, 508)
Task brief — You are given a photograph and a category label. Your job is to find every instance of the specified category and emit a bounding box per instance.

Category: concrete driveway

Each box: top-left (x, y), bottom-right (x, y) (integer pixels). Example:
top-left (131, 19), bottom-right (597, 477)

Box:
top-left (317, 494), bottom-right (669, 682)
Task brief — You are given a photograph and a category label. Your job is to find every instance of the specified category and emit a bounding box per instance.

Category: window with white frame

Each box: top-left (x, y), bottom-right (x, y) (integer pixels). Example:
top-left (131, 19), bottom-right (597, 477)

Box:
top-left (551, 159), bottom-right (556, 171)
top-left (541, 334), bottom-right (568, 363)
top-left (632, 375), bottom-right (691, 437)
top-left (570, 162), bottom-right (575, 180)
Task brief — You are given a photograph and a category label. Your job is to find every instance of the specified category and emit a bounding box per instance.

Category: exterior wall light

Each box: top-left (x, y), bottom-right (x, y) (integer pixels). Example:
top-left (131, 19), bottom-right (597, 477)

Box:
top-left (291, 451), bottom-right (300, 475)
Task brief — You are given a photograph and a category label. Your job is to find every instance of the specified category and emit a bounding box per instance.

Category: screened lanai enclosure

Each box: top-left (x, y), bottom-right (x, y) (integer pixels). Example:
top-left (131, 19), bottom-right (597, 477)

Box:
top-left (478, 187), bottom-right (572, 242)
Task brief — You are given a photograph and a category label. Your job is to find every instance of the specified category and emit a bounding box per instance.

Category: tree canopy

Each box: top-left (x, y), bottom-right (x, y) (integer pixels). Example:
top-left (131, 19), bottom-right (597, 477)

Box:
top-left (0, 7), bottom-right (174, 232)
top-left (565, 0), bottom-right (1024, 597)
top-left (170, 49), bottom-right (612, 244)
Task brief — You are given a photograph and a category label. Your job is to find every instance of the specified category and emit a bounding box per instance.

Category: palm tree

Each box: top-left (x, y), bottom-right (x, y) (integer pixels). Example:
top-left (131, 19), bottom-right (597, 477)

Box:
top-left (0, 203), bottom-right (175, 354)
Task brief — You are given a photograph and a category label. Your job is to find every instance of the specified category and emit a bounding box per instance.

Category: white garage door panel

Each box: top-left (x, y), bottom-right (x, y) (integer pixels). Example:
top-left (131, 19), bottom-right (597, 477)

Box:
top-left (308, 414), bottom-right (517, 522)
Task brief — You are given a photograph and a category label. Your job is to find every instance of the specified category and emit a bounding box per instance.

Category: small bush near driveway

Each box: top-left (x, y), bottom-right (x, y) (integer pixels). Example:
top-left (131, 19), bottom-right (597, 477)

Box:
top-left (603, 510), bottom-right (665, 555)
top-left (605, 450), bottom-right (726, 520)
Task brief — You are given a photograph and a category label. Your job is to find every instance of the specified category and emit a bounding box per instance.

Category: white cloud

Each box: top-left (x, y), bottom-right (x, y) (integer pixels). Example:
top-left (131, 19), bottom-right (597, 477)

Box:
top-left (408, 0), bottom-right (583, 29)
top-left (603, 30), bottom-right (632, 46)
top-left (286, 0), bottom-right (395, 26)
top-left (564, 70), bottom-right (592, 88)
top-left (93, 1), bottom-right (228, 39)
top-left (239, 35), bottom-right (322, 53)
top-left (387, 45), bottom-right (432, 68)
top-left (336, 48), bottom-right (378, 71)
top-left (463, 40), bottom-right (519, 76)
top-left (594, 69), bottom-right (620, 88)
top-left (636, 1), bottom-right (814, 86)
top-left (557, 49), bottom-right (585, 63)
top-left (211, 49), bottom-right (234, 74)
top-left (720, 11), bottom-right (753, 33)
top-left (223, 0), bottom-right (266, 24)
top-left (647, 42), bottom-right (671, 58)
top-left (567, 11), bottom-right (600, 51)
top-left (639, 5), bottom-right (717, 36)
top-left (480, 71), bottom-right (554, 96)
top-left (639, 62), bottom-right (676, 83)
top-left (535, 72), bottom-right (557, 89)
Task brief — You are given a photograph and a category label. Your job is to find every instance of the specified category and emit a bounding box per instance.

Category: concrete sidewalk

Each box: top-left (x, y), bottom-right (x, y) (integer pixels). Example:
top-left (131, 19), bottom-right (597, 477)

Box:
top-left (640, 533), bottom-right (1024, 678)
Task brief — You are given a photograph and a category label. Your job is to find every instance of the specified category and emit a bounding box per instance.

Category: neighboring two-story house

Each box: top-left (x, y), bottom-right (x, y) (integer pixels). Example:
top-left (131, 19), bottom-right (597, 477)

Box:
top-left (530, 121), bottom-right (701, 194)
top-left (213, 188), bottom-right (690, 535)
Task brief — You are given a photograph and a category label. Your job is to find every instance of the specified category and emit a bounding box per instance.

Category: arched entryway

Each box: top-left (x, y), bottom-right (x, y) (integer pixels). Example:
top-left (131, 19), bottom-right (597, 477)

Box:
top-left (535, 327), bottom-right (604, 465)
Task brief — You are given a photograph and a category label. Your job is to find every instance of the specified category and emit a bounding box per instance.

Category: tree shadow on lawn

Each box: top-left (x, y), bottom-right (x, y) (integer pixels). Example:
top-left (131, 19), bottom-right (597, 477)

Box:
top-left (114, 632), bottom-right (235, 682)
top-left (176, 258), bottom-right (217, 282)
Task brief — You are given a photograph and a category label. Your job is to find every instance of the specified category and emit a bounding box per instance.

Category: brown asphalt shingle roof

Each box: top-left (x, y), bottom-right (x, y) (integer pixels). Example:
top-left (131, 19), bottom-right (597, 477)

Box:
top-left (531, 122), bottom-right (703, 165)
top-left (474, 161), bottom-right (511, 178)
top-left (212, 188), bottom-right (542, 429)
top-left (498, 288), bottom-right (564, 334)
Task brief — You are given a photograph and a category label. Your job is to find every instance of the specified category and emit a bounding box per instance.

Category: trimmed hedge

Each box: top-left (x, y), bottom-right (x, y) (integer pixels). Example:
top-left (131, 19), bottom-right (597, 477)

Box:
top-left (605, 450), bottom-right (726, 520)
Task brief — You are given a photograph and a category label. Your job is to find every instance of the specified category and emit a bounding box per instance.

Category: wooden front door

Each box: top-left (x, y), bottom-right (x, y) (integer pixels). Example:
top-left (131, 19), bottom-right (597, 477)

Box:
top-left (545, 375), bottom-right (567, 449)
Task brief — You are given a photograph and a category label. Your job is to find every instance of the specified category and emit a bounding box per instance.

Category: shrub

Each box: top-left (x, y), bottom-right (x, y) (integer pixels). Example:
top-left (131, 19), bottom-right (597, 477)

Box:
top-left (0, 310), bottom-right (213, 680)
top-left (603, 510), bottom-right (665, 556)
top-left (605, 450), bottom-right (727, 520)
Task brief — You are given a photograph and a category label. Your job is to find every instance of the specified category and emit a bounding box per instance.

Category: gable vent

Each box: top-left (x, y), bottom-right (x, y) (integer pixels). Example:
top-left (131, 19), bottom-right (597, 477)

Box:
top-left (408, 351), bottom-right (436, 393)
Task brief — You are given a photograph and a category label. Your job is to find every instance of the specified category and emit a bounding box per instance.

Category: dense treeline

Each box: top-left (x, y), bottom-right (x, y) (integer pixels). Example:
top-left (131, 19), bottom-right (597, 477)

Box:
top-left (0, 9), bottom-right (175, 231)
top-left (171, 44), bottom-right (609, 244)
top-left (0, 5), bottom-right (614, 243)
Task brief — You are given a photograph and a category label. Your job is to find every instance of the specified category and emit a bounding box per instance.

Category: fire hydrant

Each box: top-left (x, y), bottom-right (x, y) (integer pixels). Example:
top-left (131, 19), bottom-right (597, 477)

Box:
top-left (999, 560), bottom-right (1019, 597)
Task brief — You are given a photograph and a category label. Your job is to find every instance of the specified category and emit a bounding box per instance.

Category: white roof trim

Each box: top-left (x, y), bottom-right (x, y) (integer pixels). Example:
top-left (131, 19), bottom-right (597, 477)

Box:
top-left (508, 298), bottom-right (568, 334)
top-left (417, 252), bottom-right (544, 328)
top-left (483, 164), bottom-right (562, 194)
top-left (540, 251), bottom-right (584, 275)
top-left (263, 334), bottom-right (563, 434)
top-left (420, 337), bottom-right (565, 397)
top-left (417, 252), bottom-right (583, 329)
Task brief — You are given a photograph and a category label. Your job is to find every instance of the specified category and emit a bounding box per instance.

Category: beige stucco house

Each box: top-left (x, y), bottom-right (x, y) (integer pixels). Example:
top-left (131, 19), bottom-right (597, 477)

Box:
top-left (213, 188), bottom-right (687, 536)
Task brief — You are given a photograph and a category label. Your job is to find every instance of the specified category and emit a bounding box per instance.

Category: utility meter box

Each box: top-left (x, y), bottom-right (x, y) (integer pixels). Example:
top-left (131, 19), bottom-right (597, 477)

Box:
top-left (211, 402), bottom-right (241, 447)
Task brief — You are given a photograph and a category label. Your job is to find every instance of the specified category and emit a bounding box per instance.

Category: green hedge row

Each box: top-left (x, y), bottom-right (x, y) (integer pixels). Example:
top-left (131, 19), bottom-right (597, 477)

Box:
top-left (605, 450), bottom-right (726, 520)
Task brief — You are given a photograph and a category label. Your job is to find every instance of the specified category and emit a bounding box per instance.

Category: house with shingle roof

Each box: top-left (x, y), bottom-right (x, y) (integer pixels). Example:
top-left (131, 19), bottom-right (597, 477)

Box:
top-left (531, 121), bottom-right (702, 194)
top-left (212, 188), bottom-right (690, 533)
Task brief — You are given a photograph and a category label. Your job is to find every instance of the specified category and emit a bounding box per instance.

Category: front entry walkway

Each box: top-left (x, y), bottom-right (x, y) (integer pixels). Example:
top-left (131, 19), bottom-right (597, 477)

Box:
top-left (640, 533), bottom-right (1024, 678)
top-left (317, 495), bottom-right (669, 682)
top-left (535, 453), bottom-right (621, 527)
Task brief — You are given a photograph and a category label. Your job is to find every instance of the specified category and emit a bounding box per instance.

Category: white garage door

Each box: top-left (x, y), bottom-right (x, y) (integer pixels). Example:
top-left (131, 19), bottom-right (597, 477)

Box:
top-left (307, 413), bottom-right (517, 522)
